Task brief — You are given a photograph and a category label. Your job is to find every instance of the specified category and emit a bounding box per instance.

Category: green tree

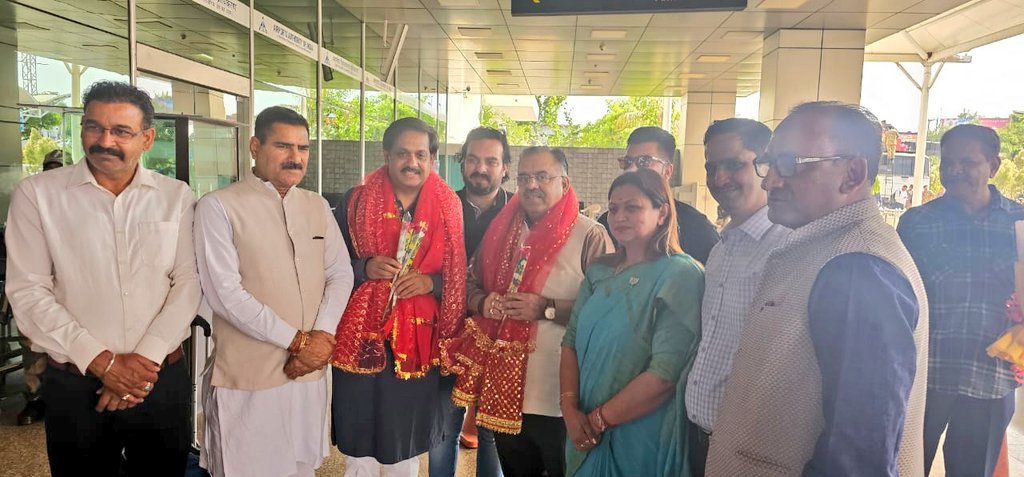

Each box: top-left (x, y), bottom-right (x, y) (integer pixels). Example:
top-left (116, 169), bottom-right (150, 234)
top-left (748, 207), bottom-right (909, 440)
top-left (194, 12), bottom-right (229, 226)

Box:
top-left (577, 97), bottom-right (671, 148)
top-left (21, 128), bottom-right (60, 175)
top-left (21, 112), bottom-right (62, 140)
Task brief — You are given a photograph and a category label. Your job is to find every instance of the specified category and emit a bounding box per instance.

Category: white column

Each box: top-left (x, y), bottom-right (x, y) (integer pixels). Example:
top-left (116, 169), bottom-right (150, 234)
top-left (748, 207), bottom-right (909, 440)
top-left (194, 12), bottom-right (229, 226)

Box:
top-left (675, 83), bottom-right (737, 217)
top-left (1, 43), bottom-right (22, 219)
top-left (759, 29), bottom-right (866, 129)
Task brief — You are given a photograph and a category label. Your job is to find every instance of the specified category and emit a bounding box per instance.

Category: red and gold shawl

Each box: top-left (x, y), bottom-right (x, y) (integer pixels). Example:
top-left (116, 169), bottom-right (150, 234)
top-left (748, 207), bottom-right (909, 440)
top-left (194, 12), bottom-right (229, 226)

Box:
top-left (440, 187), bottom-right (578, 433)
top-left (332, 166), bottom-right (466, 379)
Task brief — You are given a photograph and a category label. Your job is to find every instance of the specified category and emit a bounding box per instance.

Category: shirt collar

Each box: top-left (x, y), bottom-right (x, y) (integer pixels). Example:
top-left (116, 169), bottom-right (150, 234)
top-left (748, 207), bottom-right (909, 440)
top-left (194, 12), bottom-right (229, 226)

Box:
top-left (723, 206), bottom-right (775, 242)
top-left (68, 160), bottom-right (157, 190)
top-left (458, 187), bottom-right (509, 215)
top-left (934, 184), bottom-right (1018, 214)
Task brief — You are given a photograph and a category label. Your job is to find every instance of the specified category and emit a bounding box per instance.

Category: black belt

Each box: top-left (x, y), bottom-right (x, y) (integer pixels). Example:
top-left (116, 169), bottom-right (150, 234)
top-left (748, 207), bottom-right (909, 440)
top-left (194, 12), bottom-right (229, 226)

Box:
top-left (47, 346), bottom-right (184, 377)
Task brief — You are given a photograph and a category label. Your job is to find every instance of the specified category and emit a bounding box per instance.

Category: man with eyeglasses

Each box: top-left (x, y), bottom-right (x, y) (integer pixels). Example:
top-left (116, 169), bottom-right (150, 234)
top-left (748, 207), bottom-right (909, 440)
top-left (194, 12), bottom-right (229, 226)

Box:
top-left (442, 146), bottom-right (612, 477)
top-left (898, 125), bottom-right (1024, 477)
top-left (429, 126), bottom-right (510, 477)
top-left (597, 127), bottom-right (719, 264)
top-left (683, 118), bottom-right (788, 475)
top-left (706, 102), bottom-right (928, 477)
top-left (6, 81), bottom-right (201, 476)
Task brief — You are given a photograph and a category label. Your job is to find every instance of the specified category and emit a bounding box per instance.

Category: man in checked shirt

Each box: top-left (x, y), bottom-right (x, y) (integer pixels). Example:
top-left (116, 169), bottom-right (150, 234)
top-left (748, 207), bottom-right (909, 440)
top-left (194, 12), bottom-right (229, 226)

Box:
top-left (683, 118), bottom-right (789, 475)
top-left (898, 124), bottom-right (1024, 477)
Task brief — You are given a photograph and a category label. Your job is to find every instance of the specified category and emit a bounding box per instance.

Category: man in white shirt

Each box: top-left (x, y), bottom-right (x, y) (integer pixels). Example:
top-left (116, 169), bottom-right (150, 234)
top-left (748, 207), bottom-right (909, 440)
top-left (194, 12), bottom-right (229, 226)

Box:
top-left (194, 106), bottom-right (354, 477)
top-left (684, 118), bottom-right (789, 475)
top-left (6, 81), bottom-right (201, 477)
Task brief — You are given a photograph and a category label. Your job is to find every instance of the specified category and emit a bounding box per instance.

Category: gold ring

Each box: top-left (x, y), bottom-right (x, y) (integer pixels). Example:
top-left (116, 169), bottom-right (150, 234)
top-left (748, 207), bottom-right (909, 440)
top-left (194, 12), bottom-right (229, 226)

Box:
top-left (120, 393), bottom-right (131, 401)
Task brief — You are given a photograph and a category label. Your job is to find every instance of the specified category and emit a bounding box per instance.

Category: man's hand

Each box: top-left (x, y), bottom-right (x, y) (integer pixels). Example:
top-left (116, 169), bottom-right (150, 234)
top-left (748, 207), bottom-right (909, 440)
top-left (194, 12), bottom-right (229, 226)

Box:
top-left (393, 271), bottom-right (433, 299)
top-left (97, 352), bottom-right (159, 402)
top-left (289, 331), bottom-right (336, 377)
top-left (367, 256), bottom-right (402, 280)
top-left (95, 386), bottom-right (142, 413)
top-left (502, 293), bottom-right (546, 321)
top-left (481, 292), bottom-right (505, 319)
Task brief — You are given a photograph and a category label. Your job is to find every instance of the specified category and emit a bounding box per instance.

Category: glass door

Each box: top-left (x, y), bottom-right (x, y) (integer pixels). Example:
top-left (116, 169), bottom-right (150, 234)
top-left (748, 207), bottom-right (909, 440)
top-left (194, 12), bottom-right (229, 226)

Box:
top-left (150, 115), bottom-right (240, 198)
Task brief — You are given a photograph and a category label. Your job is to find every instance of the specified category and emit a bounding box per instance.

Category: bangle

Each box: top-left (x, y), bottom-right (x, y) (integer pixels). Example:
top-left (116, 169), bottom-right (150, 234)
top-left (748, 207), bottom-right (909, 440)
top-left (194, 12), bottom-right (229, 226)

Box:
top-left (559, 391), bottom-right (578, 406)
top-left (299, 332), bottom-right (310, 352)
top-left (101, 353), bottom-right (115, 377)
top-left (594, 405), bottom-right (611, 432)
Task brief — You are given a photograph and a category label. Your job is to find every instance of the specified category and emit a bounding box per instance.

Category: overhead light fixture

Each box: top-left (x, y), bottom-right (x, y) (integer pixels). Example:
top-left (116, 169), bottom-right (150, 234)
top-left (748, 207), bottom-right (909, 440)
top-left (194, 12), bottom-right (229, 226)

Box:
top-left (586, 53), bottom-right (616, 61)
top-left (580, 84), bottom-right (602, 91)
top-left (722, 31), bottom-right (761, 40)
top-left (696, 55), bottom-right (731, 63)
top-left (439, 0), bottom-right (480, 5)
top-left (497, 82), bottom-right (520, 87)
top-left (195, 53), bottom-right (214, 62)
top-left (458, 27), bottom-right (493, 38)
top-left (475, 52), bottom-right (504, 60)
top-left (757, 0), bottom-right (809, 9)
top-left (583, 71), bottom-right (609, 78)
top-left (590, 29), bottom-right (627, 40)
top-left (486, 69), bottom-right (512, 76)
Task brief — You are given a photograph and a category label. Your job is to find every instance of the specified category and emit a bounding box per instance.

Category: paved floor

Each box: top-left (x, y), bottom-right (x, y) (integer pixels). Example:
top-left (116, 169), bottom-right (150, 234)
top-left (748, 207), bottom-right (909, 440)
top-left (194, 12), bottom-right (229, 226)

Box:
top-left (2, 367), bottom-right (1024, 477)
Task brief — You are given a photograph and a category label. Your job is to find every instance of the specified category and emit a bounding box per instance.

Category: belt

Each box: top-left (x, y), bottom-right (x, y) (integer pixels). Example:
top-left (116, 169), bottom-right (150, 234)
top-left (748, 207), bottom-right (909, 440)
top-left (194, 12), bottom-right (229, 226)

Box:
top-left (47, 346), bottom-right (184, 377)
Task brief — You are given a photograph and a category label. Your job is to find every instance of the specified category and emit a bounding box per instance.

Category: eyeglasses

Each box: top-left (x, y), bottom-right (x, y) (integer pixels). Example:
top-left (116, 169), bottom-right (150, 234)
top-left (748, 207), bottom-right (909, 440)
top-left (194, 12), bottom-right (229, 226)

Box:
top-left (516, 172), bottom-right (563, 186)
top-left (81, 123), bottom-right (144, 141)
top-left (753, 154), bottom-right (856, 178)
top-left (617, 155), bottom-right (669, 170)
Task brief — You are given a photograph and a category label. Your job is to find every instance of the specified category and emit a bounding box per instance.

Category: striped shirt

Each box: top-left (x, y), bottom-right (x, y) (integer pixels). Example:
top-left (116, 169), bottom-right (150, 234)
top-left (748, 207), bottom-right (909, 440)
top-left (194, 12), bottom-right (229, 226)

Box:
top-left (685, 207), bottom-right (790, 431)
top-left (897, 186), bottom-right (1024, 399)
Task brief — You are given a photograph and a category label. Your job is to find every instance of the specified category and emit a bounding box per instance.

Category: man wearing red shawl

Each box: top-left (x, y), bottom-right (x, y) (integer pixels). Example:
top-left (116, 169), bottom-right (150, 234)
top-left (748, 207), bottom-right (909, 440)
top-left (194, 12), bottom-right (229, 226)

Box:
top-left (331, 117), bottom-right (466, 476)
top-left (442, 147), bottom-right (612, 477)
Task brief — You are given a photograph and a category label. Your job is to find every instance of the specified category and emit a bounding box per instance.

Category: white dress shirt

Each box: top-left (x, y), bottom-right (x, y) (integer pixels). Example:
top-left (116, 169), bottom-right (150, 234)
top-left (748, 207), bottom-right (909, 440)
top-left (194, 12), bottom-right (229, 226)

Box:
top-left (685, 206), bottom-right (790, 431)
top-left (194, 179), bottom-right (353, 477)
top-left (6, 161), bottom-right (201, 371)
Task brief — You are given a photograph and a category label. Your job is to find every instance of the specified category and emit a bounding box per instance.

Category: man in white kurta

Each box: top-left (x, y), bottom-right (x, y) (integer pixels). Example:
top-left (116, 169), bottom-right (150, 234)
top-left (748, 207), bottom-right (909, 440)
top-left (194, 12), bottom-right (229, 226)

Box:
top-left (194, 106), bottom-right (354, 477)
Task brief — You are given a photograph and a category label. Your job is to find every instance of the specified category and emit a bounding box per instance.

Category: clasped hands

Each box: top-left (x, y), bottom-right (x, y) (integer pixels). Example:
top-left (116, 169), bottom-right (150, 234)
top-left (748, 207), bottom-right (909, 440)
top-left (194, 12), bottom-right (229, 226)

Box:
top-left (481, 291), bottom-right (546, 321)
top-left (562, 399), bottom-right (607, 453)
top-left (284, 330), bottom-right (335, 379)
top-left (367, 256), bottom-right (433, 298)
top-left (89, 351), bottom-right (160, 413)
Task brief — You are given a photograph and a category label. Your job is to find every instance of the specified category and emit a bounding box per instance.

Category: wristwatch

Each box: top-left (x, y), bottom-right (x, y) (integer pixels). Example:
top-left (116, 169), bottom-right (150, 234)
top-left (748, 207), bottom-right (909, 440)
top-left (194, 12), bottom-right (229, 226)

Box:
top-left (543, 299), bottom-right (556, 320)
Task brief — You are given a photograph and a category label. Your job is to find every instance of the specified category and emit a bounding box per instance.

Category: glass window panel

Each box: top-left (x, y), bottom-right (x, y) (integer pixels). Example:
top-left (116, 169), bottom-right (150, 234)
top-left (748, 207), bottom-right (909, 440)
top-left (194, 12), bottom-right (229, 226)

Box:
top-left (189, 119), bottom-right (239, 197)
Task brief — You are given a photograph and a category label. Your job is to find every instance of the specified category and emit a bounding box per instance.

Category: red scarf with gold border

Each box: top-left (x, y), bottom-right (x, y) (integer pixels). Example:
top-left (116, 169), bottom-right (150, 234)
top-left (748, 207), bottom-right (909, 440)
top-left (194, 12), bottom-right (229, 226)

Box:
top-left (332, 166), bottom-right (466, 379)
top-left (441, 187), bottom-right (578, 433)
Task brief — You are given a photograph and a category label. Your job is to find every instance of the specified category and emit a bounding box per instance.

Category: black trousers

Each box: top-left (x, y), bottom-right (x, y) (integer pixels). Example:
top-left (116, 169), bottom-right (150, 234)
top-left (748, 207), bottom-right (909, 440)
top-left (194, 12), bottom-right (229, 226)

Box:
top-left (923, 390), bottom-right (1015, 477)
top-left (41, 358), bottom-right (190, 477)
top-left (494, 414), bottom-right (566, 477)
top-left (689, 425), bottom-right (711, 477)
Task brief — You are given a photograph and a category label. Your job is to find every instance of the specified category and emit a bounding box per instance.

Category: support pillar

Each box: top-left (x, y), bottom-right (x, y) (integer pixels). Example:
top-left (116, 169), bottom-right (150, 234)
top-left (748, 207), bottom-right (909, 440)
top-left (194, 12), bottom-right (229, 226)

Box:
top-left (0, 42), bottom-right (22, 219)
top-left (674, 83), bottom-right (736, 217)
top-left (759, 29), bottom-right (866, 129)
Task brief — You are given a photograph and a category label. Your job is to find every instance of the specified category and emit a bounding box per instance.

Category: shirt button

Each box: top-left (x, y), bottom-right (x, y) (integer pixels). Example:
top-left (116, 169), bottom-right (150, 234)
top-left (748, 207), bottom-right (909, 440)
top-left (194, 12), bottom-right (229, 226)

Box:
top-left (123, 291), bottom-right (129, 296)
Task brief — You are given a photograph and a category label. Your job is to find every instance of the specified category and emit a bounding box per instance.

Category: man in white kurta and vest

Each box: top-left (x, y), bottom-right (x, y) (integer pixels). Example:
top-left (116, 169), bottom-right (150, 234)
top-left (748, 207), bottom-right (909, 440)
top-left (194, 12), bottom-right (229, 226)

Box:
top-left (706, 102), bottom-right (929, 477)
top-left (194, 106), bottom-right (354, 477)
top-left (442, 146), bottom-right (612, 477)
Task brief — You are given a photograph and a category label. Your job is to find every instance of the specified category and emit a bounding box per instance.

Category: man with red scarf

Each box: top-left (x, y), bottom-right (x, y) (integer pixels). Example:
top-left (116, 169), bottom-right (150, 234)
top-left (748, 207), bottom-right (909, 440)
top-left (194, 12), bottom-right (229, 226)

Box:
top-left (442, 147), bottom-right (612, 477)
top-left (331, 117), bottom-right (466, 476)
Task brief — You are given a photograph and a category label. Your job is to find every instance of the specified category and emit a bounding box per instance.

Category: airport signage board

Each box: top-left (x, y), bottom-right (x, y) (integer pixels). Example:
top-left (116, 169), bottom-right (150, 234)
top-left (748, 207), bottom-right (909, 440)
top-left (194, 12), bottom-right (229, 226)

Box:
top-left (511, 0), bottom-right (747, 16)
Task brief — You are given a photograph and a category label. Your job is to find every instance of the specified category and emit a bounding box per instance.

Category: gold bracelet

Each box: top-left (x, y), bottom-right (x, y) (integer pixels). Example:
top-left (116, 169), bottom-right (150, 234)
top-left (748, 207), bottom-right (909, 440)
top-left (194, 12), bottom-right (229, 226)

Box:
top-left (559, 391), bottom-right (578, 406)
top-left (101, 353), bottom-right (116, 377)
top-left (299, 331), bottom-right (310, 352)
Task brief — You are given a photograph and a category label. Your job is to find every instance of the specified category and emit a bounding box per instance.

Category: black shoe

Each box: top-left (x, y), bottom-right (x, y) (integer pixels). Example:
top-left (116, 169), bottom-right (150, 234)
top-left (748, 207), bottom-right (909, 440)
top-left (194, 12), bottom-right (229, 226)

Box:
top-left (17, 400), bottom-right (44, 426)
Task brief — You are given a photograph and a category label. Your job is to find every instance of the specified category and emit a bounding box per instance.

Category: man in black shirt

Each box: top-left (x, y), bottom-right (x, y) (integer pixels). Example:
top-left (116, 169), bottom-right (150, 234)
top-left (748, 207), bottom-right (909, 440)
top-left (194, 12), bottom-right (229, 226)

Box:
top-left (597, 127), bottom-right (720, 264)
top-left (428, 127), bottom-right (510, 477)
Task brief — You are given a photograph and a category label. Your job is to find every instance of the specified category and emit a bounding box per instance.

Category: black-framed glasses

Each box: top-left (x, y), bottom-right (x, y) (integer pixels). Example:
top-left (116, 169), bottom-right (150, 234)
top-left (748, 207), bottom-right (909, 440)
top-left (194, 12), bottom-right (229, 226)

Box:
top-left (516, 172), bottom-right (563, 186)
top-left (617, 155), bottom-right (669, 170)
top-left (81, 123), bottom-right (144, 141)
top-left (754, 154), bottom-right (856, 178)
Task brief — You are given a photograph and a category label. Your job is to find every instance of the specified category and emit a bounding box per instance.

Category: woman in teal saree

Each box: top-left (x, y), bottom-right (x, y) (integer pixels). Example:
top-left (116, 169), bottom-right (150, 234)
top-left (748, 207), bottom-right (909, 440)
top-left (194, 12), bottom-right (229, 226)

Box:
top-left (560, 169), bottom-right (704, 477)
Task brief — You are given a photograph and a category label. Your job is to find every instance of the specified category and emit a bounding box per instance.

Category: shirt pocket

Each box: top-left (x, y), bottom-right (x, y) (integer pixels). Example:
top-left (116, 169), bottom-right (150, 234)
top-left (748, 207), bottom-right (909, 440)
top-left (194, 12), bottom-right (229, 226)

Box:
top-left (137, 221), bottom-right (179, 268)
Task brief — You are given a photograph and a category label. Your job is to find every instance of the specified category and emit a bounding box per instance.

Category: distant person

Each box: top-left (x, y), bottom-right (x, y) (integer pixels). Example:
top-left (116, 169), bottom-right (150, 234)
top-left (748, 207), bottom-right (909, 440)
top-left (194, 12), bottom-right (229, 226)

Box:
top-left (42, 150), bottom-right (64, 171)
top-left (597, 127), bottom-right (719, 264)
top-left (895, 185), bottom-right (908, 209)
top-left (898, 124), bottom-right (1024, 477)
top-left (905, 184), bottom-right (914, 209)
top-left (921, 185), bottom-right (935, 203)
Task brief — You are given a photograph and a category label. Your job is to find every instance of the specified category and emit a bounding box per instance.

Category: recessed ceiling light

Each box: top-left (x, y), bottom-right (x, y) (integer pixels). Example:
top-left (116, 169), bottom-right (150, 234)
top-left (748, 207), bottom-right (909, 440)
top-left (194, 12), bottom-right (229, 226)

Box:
top-left (475, 52), bottom-right (503, 60)
top-left (757, 0), bottom-right (809, 9)
top-left (497, 82), bottom-right (520, 87)
top-left (590, 29), bottom-right (627, 40)
top-left (195, 53), bottom-right (214, 62)
top-left (722, 31), bottom-right (761, 40)
top-left (583, 71), bottom-right (610, 78)
top-left (586, 53), bottom-right (616, 61)
top-left (696, 55), bottom-right (731, 63)
top-left (458, 27), bottom-right (493, 38)
top-left (486, 69), bottom-right (512, 76)
top-left (580, 84), bottom-right (602, 91)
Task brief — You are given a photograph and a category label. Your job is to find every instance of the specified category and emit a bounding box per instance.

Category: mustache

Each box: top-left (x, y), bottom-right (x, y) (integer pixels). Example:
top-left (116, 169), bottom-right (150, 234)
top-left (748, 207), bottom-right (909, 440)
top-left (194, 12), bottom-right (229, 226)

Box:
top-left (281, 161), bottom-right (304, 170)
top-left (401, 167), bottom-right (422, 174)
top-left (88, 145), bottom-right (124, 160)
top-left (469, 173), bottom-right (491, 182)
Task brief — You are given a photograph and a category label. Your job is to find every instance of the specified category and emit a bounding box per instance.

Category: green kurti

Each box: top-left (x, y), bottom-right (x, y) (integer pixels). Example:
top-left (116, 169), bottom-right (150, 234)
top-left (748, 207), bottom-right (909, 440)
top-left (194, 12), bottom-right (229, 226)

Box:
top-left (562, 253), bottom-right (704, 477)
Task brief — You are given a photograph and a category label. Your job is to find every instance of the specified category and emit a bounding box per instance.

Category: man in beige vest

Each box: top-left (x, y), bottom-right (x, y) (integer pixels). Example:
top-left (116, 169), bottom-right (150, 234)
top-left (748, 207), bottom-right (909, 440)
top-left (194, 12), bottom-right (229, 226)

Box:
top-left (706, 102), bottom-right (929, 477)
top-left (194, 106), bottom-right (354, 477)
top-left (445, 147), bottom-right (612, 477)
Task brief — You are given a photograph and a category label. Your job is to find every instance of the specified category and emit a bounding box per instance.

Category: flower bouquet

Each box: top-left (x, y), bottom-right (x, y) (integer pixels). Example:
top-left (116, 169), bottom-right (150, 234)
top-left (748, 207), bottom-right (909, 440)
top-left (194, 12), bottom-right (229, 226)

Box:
top-left (383, 211), bottom-right (427, 319)
top-left (986, 220), bottom-right (1024, 383)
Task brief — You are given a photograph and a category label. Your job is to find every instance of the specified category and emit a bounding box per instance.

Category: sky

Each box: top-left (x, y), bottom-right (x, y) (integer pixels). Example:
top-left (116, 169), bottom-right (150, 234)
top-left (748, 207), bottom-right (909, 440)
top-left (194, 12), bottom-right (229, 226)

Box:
top-left (563, 32), bottom-right (1024, 133)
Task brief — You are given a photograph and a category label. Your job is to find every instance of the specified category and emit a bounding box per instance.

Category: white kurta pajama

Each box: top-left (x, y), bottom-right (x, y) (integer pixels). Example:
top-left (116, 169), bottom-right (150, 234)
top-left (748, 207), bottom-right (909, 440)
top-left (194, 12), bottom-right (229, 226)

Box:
top-left (195, 179), bottom-right (353, 477)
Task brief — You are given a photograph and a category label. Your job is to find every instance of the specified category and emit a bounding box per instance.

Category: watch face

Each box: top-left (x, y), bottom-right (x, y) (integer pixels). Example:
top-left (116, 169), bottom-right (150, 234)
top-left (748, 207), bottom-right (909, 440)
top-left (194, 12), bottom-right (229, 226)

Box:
top-left (545, 306), bottom-right (556, 320)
